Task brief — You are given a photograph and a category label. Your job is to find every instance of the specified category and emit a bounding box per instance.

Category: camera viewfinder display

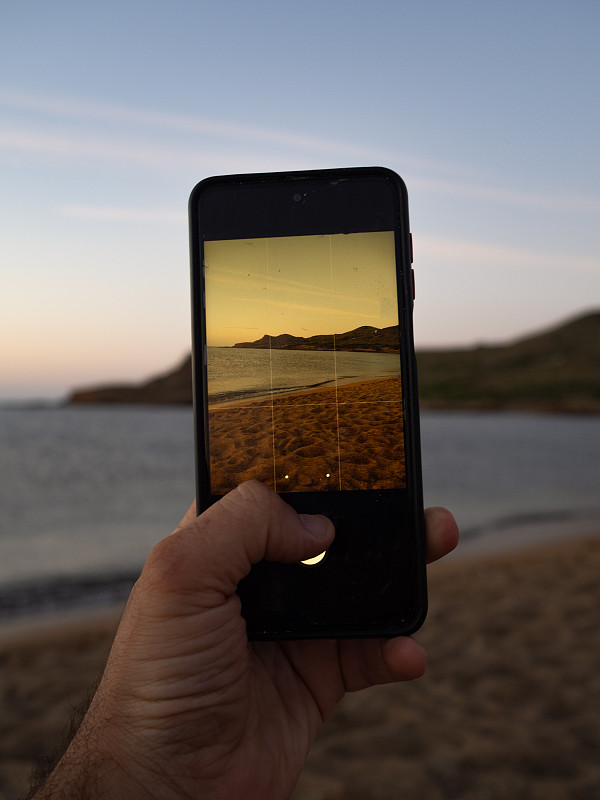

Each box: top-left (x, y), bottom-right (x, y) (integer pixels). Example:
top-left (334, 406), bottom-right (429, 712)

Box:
top-left (204, 231), bottom-right (406, 494)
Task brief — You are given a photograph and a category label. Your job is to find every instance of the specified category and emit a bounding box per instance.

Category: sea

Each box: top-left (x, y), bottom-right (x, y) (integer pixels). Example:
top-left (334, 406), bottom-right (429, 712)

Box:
top-left (206, 347), bottom-right (401, 404)
top-left (1, 395), bottom-right (599, 621)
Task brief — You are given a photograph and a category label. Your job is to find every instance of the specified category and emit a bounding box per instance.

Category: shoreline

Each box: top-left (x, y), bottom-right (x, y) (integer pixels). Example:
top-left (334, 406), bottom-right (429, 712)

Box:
top-left (446, 512), bottom-right (600, 561)
top-left (1, 515), bottom-right (599, 637)
top-left (0, 602), bottom-right (124, 646)
top-left (208, 374), bottom-right (396, 410)
top-left (1, 524), bottom-right (598, 637)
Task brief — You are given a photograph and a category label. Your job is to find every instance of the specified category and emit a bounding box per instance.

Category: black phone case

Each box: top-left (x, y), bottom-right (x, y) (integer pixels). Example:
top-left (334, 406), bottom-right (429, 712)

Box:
top-left (189, 167), bottom-right (426, 639)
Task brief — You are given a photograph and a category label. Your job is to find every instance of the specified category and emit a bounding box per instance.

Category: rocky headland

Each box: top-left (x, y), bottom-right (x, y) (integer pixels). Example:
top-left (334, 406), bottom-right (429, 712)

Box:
top-left (67, 311), bottom-right (600, 413)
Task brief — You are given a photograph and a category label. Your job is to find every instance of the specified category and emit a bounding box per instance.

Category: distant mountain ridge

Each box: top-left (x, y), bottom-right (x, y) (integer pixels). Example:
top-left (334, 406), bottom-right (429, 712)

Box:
top-left (68, 355), bottom-right (192, 405)
top-left (233, 325), bottom-right (400, 353)
top-left (67, 310), bottom-right (600, 413)
top-left (417, 310), bottom-right (600, 413)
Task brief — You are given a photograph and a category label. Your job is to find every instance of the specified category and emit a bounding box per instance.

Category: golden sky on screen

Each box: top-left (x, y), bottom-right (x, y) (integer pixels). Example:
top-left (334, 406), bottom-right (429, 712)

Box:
top-left (204, 231), bottom-right (398, 346)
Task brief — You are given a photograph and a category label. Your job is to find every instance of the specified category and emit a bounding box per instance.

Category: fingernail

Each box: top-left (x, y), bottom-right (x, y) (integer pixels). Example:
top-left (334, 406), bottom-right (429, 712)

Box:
top-left (299, 513), bottom-right (334, 540)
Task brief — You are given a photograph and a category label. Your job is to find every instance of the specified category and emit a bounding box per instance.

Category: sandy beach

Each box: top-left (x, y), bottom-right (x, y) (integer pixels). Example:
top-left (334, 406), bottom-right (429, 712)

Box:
top-left (1, 531), bottom-right (599, 799)
top-left (208, 377), bottom-right (406, 493)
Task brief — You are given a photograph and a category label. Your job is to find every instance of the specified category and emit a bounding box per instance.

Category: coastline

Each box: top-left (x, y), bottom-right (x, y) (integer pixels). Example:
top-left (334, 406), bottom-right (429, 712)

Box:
top-left (1, 528), bottom-right (599, 799)
top-left (2, 501), bottom-right (599, 635)
top-left (64, 311), bottom-right (600, 412)
top-left (208, 374), bottom-right (394, 409)
top-left (446, 513), bottom-right (600, 561)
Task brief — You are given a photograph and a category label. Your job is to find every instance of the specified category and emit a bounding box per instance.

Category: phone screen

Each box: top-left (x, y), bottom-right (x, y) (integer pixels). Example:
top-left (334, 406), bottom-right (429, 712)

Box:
top-left (203, 231), bottom-right (406, 495)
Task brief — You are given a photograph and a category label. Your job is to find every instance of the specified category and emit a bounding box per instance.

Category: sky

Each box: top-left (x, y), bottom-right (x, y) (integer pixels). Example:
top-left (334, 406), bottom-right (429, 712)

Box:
top-left (204, 233), bottom-right (398, 346)
top-left (1, 0), bottom-right (599, 400)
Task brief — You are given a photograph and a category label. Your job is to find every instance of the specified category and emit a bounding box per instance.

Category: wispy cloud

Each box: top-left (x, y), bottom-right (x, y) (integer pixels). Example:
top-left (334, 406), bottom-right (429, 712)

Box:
top-left (57, 204), bottom-right (184, 225)
top-left (3, 88), bottom-right (600, 216)
top-left (419, 236), bottom-right (600, 273)
top-left (0, 87), bottom-right (447, 173)
top-left (412, 177), bottom-right (600, 215)
top-left (209, 265), bottom-right (379, 307)
top-left (0, 123), bottom-right (299, 173)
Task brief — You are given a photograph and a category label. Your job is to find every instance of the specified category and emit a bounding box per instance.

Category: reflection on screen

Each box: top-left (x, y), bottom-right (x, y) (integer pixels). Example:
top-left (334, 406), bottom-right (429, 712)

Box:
top-left (204, 232), bottom-right (406, 494)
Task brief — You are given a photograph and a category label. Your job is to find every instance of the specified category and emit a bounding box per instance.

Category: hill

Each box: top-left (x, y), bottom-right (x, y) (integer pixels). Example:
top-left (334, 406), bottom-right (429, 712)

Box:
top-left (234, 325), bottom-right (400, 353)
top-left (67, 311), bottom-right (600, 413)
top-left (68, 355), bottom-right (193, 405)
top-left (417, 310), bottom-right (600, 413)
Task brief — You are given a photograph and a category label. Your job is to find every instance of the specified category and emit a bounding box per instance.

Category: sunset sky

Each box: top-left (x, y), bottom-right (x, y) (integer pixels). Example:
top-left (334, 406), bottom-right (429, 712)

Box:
top-left (1, 1), bottom-right (599, 399)
top-left (204, 233), bottom-right (398, 346)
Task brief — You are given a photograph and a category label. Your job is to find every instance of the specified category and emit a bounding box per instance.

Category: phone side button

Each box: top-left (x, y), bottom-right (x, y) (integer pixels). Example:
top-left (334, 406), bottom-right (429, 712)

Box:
top-left (411, 268), bottom-right (416, 301)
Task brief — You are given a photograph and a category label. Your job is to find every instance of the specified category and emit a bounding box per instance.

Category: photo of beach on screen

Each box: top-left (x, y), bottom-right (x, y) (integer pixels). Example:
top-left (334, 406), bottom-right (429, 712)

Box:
top-left (203, 231), bottom-right (406, 493)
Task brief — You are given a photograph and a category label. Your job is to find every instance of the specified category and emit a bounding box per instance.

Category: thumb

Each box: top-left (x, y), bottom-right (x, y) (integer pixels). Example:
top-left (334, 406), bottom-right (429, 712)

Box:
top-left (143, 481), bottom-right (334, 602)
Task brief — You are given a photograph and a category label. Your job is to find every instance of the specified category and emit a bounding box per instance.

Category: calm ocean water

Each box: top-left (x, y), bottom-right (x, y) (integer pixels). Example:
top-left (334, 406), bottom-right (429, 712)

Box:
top-left (1, 404), bottom-right (599, 616)
top-left (207, 347), bottom-right (401, 404)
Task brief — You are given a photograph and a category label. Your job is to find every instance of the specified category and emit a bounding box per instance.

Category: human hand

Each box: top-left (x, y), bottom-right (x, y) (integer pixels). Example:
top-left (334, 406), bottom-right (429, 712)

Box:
top-left (34, 481), bottom-right (458, 800)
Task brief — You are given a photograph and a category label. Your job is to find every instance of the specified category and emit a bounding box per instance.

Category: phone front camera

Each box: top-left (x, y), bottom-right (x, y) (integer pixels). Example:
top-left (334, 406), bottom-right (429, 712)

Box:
top-left (292, 193), bottom-right (303, 203)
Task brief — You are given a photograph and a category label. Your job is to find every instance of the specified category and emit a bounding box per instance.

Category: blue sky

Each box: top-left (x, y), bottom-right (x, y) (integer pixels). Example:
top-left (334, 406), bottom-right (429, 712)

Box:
top-left (1, 0), bottom-right (599, 399)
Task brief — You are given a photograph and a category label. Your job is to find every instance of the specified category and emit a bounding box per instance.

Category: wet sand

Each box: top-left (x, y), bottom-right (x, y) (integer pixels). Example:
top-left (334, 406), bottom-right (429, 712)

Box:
top-left (208, 377), bottom-right (406, 492)
top-left (1, 532), bottom-right (599, 799)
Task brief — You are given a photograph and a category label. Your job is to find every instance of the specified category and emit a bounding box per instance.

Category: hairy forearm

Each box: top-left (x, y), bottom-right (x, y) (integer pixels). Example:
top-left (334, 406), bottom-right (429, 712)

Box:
top-left (26, 684), bottom-right (146, 800)
top-left (26, 693), bottom-right (196, 800)
top-left (29, 750), bottom-right (112, 800)
top-left (27, 710), bottom-right (125, 800)
top-left (28, 726), bottom-right (165, 800)
top-left (25, 682), bottom-right (97, 800)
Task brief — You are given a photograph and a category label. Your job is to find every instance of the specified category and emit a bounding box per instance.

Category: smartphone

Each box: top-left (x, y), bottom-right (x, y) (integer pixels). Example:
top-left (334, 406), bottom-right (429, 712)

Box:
top-left (189, 167), bottom-right (426, 639)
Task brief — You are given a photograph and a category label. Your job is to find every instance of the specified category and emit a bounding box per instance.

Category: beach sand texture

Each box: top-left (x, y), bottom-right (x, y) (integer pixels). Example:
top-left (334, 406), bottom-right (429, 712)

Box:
top-left (1, 533), bottom-right (600, 799)
top-left (208, 377), bottom-right (406, 493)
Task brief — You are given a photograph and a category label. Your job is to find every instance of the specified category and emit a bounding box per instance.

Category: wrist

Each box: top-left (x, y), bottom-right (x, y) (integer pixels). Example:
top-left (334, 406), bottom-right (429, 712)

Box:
top-left (28, 696), bottom-right (157, 800)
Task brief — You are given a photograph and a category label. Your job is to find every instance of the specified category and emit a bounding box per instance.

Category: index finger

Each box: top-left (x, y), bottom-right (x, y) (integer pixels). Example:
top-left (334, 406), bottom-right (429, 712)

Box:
top-left (174, 497), bottom-right (459, 564)
top-left (425, 506), bottom-right (459, 563)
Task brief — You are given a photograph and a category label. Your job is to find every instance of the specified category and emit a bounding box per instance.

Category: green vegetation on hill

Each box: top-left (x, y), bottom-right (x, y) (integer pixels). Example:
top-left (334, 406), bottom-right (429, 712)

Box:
top-left (67, 311), bottom-right (600, 413)
top-left (417, 311), bottom-right (600, 413)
